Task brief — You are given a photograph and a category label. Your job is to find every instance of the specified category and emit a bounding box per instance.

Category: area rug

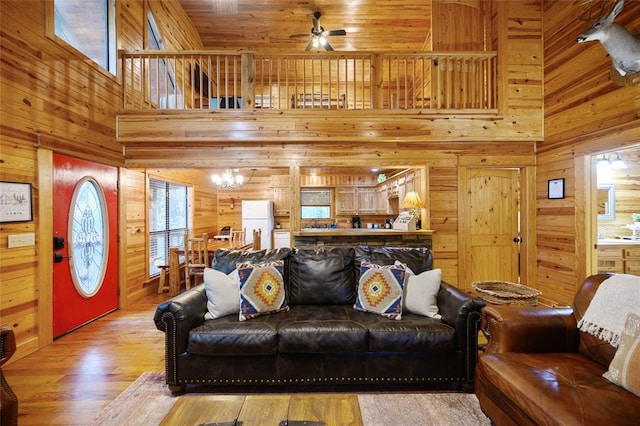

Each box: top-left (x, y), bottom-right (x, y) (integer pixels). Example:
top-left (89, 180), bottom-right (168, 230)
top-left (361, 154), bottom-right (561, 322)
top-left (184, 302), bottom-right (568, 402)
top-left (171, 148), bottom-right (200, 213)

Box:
top-left (90, 372), bottom-right (490, 425)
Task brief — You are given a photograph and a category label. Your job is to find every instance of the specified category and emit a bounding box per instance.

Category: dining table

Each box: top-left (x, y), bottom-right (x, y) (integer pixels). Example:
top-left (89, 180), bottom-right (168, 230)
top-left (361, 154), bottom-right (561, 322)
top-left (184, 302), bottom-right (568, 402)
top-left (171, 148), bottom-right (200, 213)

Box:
top-left (167, 238), bottom-right (251, 296)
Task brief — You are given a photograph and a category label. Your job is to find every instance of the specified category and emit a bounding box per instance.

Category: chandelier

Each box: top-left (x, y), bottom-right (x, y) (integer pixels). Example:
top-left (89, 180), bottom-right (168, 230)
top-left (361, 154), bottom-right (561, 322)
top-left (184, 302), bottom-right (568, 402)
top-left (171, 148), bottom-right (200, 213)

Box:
top-left (211, 169), bottom-right (243, 189)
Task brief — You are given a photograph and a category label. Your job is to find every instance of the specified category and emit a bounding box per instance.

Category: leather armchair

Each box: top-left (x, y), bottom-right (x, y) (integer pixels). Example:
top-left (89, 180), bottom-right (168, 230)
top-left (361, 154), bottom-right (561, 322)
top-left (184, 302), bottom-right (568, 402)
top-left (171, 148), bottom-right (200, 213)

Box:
top-left (476, 274), bottom-right (640, 425)
top-left (1, 326), bottom-right (18, 426)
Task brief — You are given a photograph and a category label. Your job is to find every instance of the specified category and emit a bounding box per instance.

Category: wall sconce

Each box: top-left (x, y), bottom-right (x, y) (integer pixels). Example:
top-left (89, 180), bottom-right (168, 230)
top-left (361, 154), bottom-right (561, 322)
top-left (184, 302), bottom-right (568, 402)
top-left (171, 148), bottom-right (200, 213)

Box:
top-left (610, 153), bottom-right (628, 170)
top-left (597, 152), bottom-right (627, 171)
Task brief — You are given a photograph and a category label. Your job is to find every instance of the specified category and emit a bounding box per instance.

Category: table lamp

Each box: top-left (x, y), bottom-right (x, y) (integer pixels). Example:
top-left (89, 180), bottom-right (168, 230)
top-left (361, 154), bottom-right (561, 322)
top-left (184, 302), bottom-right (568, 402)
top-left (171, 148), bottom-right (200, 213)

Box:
top-left (402, 191), bottom-right (424, 222)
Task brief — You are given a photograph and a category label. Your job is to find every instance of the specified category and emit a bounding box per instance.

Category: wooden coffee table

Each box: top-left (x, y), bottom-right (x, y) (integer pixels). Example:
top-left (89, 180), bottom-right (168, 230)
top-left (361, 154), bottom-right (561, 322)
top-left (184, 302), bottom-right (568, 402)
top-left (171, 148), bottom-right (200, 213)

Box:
top-left (160, 393), bottom-right (362, 425)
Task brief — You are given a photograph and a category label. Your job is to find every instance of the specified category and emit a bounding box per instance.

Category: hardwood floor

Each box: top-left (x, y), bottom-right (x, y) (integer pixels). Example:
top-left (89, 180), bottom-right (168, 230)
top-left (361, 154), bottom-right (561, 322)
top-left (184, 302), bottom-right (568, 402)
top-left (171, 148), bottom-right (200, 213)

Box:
top-left (3, 293), bottom-right (168, 425)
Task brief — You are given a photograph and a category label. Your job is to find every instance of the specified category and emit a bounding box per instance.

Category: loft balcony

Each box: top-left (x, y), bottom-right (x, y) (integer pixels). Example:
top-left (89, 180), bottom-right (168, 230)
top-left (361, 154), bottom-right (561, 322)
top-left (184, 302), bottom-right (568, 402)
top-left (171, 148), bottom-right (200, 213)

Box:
top-left (120, 50), bottom-right (498, 112)
top-left (116, 49), bottom-right (542, 166)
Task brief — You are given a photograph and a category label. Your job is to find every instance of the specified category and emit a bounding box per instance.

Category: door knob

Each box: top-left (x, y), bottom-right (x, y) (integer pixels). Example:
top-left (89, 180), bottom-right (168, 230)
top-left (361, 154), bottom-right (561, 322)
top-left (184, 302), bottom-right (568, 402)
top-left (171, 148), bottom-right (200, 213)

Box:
top-left (54, 253), bottom-right (71, 263)
top-left (513, 237), bottom-right (522, 243)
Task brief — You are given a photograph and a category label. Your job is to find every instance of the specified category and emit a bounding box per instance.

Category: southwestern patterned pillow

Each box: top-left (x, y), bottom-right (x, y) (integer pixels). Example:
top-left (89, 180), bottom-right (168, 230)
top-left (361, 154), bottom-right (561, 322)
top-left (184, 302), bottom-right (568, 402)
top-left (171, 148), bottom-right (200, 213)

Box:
top-left (237, 260), bottom-right (289, 321)
top-left (603, 312), bottom-right (640, 397)
top-left (354, 261), bottom-right (405, 320)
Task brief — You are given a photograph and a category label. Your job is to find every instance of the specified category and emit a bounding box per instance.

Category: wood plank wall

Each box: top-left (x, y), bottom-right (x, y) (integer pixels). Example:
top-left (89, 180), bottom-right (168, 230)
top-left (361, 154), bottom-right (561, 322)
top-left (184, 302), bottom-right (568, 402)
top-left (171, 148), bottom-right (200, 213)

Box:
top-left (0, 0), bottom-right (203, 360)
top-left (1, 0), bottom-right (549, 362)
top-left (538, 0), bottom-right (640, 306)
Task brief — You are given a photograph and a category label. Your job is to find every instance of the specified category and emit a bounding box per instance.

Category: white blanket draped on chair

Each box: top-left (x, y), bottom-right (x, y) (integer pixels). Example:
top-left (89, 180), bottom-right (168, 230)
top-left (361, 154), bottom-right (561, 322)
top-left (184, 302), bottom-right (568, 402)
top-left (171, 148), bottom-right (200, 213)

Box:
top-left (577, 273), bottom-right (640, 347)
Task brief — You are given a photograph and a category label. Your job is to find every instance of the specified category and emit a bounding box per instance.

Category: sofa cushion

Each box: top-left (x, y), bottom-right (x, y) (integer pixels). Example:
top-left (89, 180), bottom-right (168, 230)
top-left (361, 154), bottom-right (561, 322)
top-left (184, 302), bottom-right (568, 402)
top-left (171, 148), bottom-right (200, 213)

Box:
top-left (289, 247), bottom-right (356, 305)
top-left (477, 352), bottom-right (640, 424)
top-left (277, 305), bottom-right (368, 354)
top-left (188, 315), bottom-right (280, 356)
top-left (354, 246), bottom-right (433, 281)
top-left (404, 268), bottom-right (442, 319)
top-left (238, 261), bottom-right (289, 321)
top-left (203, 268), bottom-right (240, 320)
top-left (367, 312), bottom-right (456, 352)
top-left (212, 247), bottom-right (292, 274)
top-left (354, 262), bottom-right (405, 320)
top-left (603, 312), bottom-right (640, 397)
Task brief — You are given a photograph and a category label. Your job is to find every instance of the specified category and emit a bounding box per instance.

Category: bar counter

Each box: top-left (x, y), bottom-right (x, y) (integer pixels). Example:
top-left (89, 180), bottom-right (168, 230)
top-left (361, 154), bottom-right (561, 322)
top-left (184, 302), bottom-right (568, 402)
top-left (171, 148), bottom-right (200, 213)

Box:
top-left (293, 228), bottom-right (433, 248)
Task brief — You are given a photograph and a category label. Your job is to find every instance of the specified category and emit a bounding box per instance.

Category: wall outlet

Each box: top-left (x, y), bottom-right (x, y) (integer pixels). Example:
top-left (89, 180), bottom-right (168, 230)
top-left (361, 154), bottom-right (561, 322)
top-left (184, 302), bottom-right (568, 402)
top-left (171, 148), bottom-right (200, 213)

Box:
top-left (8, 233), bottom-right (36, 248)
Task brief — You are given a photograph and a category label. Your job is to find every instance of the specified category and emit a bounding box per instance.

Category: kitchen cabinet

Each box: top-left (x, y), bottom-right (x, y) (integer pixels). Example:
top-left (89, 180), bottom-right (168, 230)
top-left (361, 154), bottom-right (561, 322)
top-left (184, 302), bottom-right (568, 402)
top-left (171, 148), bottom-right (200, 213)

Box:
top-left (273, 230), bottom-right (291, 248)
top-left (597, 244), bottom-right (640, 274)
top-left (395, 177), bottom-right (406, 207)
top-left (273, 187), bottom-right (291, 216)
top-left (405, 169), bottom-right (421, 194)
top-left (336, 187), bottom-right (378, 215)
top-left (377, 185), bottom-right (391, 214)
top-left (356, 188), bottom-right (378, 214)
top-left (336, 188), bottom-right (357, 214)
top-left (623, 246), bottom-right (640, 275)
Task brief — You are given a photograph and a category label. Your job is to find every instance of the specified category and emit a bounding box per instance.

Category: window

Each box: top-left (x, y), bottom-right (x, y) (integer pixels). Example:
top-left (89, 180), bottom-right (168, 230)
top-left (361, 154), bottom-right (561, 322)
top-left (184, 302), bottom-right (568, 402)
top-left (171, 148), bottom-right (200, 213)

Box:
top-left (301, 189), bottom-right (331, 219)
top-left (149, 179), bottom-right (189, 277)
top-left (51, 0), bottom-right (117, 74)
top-left (147, 10), bottom-right (177, 105)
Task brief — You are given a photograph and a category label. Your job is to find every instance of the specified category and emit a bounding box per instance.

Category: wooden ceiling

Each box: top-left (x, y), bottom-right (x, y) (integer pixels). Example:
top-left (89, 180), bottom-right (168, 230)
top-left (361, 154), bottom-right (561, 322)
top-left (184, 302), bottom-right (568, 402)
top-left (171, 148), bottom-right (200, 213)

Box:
top-left (176, 0), bottom-right (431, 52)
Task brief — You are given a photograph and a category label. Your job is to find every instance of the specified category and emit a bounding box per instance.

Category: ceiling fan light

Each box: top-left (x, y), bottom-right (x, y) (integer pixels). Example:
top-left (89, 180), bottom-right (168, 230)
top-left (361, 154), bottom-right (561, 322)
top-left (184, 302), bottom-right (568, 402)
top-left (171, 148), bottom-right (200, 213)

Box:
top-left (319, 36), bottom-right (327, 46)
top-left (312, 37), bottom-right (320, 48)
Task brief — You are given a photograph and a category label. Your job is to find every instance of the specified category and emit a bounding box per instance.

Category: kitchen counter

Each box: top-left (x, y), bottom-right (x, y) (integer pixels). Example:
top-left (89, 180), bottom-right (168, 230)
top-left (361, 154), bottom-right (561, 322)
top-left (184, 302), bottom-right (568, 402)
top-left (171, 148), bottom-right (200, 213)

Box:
top-left (295, 228), bottom-right (433, 236)
top-left (293, 228), bottom-right (434, 248)
top-left (597, 238), bottom-right (640, 245)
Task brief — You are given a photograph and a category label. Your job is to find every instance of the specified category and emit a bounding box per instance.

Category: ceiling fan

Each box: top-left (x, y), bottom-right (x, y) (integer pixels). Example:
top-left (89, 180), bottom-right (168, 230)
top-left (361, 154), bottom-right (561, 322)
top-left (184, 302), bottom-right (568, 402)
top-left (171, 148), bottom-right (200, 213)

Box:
top-left (289, 11), bottom-right (346, 51)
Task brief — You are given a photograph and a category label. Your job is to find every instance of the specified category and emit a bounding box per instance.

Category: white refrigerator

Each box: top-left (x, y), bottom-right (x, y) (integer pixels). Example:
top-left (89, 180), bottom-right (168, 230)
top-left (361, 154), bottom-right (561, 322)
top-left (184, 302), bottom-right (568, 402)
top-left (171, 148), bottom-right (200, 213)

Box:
top-left (241, 200), bottom-right (274, 250)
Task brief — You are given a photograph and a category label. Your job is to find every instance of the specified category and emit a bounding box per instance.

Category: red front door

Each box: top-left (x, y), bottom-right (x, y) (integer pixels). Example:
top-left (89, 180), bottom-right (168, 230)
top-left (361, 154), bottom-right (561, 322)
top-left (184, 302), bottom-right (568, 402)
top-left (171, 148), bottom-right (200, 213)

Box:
top-left (52, 154), bottom-right (118, 338)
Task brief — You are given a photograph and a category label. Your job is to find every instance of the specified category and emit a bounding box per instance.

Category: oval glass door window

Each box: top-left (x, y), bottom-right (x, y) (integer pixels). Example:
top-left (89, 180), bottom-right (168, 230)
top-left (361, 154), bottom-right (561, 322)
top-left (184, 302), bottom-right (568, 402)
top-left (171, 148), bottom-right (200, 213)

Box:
top-left (68, 177), bottom-right (109, 298)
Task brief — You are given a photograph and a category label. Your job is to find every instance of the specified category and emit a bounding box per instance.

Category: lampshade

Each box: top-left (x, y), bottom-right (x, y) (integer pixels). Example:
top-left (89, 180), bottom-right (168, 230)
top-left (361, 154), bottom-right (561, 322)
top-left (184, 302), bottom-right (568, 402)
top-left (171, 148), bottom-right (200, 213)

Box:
top-left (610, 153), bottom-right (628, 170)
top-left (402, 191), bottom-right (424, 209)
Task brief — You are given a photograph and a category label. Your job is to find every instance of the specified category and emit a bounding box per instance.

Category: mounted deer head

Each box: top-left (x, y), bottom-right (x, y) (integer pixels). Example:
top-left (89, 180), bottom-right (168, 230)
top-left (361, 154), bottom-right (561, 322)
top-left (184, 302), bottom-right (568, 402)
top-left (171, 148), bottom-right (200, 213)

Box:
top-left (576, 0), bottom-right (640, 76)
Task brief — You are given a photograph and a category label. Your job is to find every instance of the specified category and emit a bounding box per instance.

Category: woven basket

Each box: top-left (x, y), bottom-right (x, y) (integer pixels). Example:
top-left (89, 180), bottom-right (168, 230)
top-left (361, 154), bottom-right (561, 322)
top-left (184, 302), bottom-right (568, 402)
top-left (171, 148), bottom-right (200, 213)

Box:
top-left (472, 281), bottom-right (542, 306)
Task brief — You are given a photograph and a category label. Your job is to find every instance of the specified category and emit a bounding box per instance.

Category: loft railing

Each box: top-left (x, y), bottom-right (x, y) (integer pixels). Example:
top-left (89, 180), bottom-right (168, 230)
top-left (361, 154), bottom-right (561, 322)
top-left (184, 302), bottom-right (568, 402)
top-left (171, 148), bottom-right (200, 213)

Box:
top-left (120, 50), bottom-right (498, 112)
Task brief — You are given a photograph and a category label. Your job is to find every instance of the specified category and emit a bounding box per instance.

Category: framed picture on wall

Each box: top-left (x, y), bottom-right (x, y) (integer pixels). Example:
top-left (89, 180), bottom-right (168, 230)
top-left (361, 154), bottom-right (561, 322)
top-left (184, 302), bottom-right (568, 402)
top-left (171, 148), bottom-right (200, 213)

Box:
top-left (548, 178), bottom-right (565, 199)
top-left (0, 181), bottom-right (33, 222)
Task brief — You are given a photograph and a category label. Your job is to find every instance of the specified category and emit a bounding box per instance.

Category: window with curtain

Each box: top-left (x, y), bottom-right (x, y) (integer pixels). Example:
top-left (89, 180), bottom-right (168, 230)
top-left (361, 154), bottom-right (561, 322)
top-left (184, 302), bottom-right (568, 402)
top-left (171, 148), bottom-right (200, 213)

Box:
top-left (52, 0), bottom-right (117, 74)
top-left (149, 178), bottom-right (189, 277)
top-left (301, 189), bottom-right (332, 219)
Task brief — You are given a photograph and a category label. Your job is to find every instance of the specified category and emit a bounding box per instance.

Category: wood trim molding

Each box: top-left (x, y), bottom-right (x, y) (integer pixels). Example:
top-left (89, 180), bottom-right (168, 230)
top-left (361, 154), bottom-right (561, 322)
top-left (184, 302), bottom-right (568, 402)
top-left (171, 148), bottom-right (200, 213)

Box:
top-left (37, 148), bottom-right (53, 347)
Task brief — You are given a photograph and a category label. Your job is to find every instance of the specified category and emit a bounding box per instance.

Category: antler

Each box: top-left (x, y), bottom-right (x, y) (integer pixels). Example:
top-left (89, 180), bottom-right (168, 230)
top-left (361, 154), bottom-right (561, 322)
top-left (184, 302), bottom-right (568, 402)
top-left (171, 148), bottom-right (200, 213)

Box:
top-left (577, 0), bottom-right (616, 22)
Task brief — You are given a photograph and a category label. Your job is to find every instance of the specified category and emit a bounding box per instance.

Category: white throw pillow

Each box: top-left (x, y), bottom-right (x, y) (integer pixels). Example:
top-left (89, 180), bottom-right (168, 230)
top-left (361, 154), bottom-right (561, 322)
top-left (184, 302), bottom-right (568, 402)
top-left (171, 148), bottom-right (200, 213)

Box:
top-left (404, 268), bottom-right (442, 319)
top-left (204, 268), bottom-right (240, 320)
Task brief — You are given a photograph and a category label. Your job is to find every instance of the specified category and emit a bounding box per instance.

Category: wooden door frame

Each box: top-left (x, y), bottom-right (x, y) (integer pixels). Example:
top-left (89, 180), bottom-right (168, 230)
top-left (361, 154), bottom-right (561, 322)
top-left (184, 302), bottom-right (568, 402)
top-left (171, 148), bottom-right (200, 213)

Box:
top-left (37, 148), bottom-right (126, 348)
top-left (457, 163), bottom-right (536, 289)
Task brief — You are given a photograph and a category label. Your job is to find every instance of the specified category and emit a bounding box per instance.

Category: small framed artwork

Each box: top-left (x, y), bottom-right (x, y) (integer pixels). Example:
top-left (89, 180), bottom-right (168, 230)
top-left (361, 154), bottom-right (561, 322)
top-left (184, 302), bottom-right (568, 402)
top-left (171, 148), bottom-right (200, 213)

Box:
top-left (0, 181), bottom-right (33, 222)
top-left (548, 178), bottom-right (565, 199)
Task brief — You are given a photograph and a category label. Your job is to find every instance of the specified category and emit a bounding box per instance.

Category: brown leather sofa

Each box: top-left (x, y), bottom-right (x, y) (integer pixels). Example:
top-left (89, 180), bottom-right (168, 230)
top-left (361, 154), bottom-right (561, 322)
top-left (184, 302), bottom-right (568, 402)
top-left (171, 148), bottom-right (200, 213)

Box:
top-left (475, 273), bottom-right (640, 425)
top-left (155, 246), bottom-right (485, 394)
top-left (1, 327), bottom-right (18, 426)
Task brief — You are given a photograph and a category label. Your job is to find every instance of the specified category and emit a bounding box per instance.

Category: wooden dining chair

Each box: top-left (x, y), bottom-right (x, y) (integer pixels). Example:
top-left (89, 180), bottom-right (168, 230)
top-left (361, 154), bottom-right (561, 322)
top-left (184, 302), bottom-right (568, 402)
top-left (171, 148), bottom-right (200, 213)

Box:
top-left (252, 228), bottom-right (262, 250)
top-left (183, 233), bottom-right (209, 289)
top-left (230, 228), bottom-right (246, 249)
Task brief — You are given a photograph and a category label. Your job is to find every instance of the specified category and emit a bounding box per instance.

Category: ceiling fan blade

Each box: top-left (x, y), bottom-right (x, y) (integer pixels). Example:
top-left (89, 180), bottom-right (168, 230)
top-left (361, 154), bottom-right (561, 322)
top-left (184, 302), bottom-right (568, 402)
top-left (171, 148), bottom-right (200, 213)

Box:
top-left (327, 29), bottom-right (346, 36)
top-left (324, 41), bottom-right (334, 51)
top-left (305, 40), bottom-right (314, 51)
top-left (290, 33), bottom-right (310, 38)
